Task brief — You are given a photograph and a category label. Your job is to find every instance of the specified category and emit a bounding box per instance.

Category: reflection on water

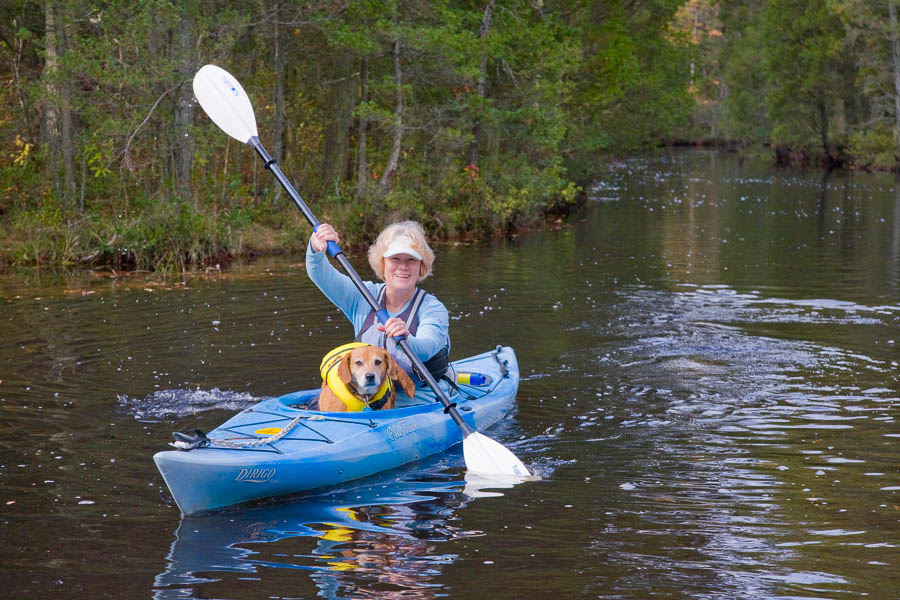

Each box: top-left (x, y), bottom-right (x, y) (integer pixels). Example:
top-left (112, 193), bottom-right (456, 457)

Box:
top-left (153, 468), bottom-right (494, 599)
top-left (577, 282), bottom-right (898, 598)
top-left (2, 149), bottom-right (899, 598)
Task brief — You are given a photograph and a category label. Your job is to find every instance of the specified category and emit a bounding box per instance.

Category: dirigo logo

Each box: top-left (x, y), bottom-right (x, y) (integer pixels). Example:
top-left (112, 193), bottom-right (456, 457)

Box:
top-left (235, 468), bottom-right (275, 483)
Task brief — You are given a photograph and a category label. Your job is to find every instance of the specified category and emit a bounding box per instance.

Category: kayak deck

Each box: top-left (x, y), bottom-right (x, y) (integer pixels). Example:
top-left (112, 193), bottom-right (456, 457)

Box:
top-left (154, 346), bottom-right (519, 514)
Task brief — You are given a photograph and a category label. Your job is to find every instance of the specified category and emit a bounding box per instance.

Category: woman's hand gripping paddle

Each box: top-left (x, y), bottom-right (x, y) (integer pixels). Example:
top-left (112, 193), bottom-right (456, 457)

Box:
top-left (192, 64), bottom-right (531, 480)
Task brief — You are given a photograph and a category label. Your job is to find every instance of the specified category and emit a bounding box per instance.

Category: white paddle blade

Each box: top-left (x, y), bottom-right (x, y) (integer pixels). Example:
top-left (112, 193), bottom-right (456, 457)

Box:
top-left (463, 432), bottom-right (531, 478)
top-left (192, 64), bottom-right (258, 143)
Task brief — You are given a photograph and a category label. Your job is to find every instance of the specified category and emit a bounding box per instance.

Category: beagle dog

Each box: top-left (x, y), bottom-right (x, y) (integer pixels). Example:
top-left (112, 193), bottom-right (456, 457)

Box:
top-left (318, 345), bottom-right (416, 412)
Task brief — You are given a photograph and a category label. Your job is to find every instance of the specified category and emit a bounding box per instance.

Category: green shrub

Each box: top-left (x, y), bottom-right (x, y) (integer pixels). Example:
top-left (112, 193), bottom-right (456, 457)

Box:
top-left (847, 127), bottom-right (897, 170)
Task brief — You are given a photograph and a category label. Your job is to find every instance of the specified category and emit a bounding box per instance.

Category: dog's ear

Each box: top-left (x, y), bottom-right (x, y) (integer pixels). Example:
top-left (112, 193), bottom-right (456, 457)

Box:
top-left (386, 352), bottom-right (416, 398)
top-left (338, 352), bottom-right (353, 384)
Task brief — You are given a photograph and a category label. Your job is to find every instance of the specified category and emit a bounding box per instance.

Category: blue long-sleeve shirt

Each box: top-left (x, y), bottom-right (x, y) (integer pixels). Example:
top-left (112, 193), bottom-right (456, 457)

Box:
top-left (305, 243), bottom-right (450, 362)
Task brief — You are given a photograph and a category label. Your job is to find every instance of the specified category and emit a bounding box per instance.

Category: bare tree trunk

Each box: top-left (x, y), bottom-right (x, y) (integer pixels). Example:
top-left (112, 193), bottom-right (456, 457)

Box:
top-left (41, 0), bottom-right (75, 205)
top-left (818, 96), bottom-right (830, 161)
top-left (890, 0), bottom-right (900, 157)
top-left (60, 66), bottom-right (75, 205)
top-left (272, 0), bottom-right (287, 201)
top-left (42, 1), bottom-right (61, 198)
top-left (273, 0), bottom-right (286, 162)
top-left (321, 53), bottom-right (356, 189)
top-left (173, 13), bottom-right (195, 204)
top-left (468, 0), bottom-right (495, 168)
top-left (11, 17), bottom-right (35, 141)
top-left (380, 40), bottom-right (404, 193)
top-left (57, 2), bottom-right (75, 205)
top-left (356, 57), bottom-right (369, 197)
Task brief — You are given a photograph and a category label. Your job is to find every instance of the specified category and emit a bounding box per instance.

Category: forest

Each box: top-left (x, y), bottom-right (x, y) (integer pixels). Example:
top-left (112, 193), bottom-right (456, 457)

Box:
top-left (2, 0), bottom-right (900, 271)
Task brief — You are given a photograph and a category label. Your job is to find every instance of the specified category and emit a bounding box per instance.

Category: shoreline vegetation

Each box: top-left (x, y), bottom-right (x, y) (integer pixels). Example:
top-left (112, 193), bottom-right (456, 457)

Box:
top-left (3, 1), bottom-right (900, 274)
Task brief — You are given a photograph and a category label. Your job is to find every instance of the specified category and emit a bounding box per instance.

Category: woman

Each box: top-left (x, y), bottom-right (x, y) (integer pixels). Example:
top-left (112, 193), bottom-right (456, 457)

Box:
top-left (307, 221), bottom-right (450, 389)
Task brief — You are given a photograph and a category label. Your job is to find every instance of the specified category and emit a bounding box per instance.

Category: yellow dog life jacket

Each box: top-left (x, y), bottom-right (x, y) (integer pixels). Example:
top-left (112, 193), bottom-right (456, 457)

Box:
top-left (319, 342), bottom-right (393, 411)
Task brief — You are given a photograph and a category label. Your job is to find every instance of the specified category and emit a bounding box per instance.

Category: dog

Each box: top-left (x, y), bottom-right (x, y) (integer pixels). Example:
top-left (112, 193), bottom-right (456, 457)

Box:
top-left (318, 344), bottom-right (416, 412)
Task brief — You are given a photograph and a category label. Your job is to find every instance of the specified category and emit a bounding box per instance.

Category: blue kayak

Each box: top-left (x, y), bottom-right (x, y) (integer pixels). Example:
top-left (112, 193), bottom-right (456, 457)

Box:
top-left (154, 346), bottom-right (520, 515)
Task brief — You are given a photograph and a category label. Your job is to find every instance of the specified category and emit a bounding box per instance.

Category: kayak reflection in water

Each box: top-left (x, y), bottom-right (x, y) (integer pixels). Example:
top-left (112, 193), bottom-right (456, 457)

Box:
top-left (152, 473), bottom-right (476, 598)
top-left (307, 221), bottom-right (452, 399)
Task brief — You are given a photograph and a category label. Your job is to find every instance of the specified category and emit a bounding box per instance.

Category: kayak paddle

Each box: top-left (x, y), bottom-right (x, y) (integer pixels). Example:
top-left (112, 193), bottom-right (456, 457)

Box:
top-left (191, 64), bottom-right (530, 478)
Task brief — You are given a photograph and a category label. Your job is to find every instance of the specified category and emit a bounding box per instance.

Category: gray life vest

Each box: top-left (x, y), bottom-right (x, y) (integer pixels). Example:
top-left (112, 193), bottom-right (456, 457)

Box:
top-left (355, 287), bottom-right (449, 384)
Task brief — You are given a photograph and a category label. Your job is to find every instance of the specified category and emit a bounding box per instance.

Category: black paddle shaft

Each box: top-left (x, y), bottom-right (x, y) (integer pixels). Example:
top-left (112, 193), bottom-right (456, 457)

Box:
top-left (248, 137), bottom-right (475, 436)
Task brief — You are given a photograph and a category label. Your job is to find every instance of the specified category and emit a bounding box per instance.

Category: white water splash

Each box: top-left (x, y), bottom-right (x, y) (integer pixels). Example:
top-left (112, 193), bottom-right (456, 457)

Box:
top-left (116, 388), bottom-right (265, 421)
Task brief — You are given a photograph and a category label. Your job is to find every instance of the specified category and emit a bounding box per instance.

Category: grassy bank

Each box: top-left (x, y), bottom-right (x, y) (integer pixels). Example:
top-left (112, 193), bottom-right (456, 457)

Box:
top-left (0, 176), bottom-right (581, 274)
top-left (0, 195), bottom-right (305, 273)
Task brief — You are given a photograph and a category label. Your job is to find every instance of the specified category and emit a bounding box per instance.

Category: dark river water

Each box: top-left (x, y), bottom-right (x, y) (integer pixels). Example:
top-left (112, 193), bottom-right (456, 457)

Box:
top-left (2, 150), bottom-right (898, 599)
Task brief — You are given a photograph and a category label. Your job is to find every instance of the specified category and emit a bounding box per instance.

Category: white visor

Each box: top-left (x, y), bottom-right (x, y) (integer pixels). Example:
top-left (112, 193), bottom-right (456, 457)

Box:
top-left (383, 236), bottom-right (423, 261)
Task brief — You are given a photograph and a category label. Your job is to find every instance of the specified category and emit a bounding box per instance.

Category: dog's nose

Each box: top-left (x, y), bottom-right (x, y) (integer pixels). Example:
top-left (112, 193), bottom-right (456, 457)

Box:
top-left (365, 373), bottom-right (376, 386)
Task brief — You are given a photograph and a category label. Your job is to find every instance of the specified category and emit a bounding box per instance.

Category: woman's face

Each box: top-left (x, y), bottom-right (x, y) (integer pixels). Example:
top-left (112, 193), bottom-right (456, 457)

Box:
top-left (383, 254), bottom-right (420, 294)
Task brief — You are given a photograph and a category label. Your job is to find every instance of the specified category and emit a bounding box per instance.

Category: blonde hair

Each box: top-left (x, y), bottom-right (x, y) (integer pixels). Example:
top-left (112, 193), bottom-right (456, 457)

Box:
top-left (368, 221), bottom-right (435, 281)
